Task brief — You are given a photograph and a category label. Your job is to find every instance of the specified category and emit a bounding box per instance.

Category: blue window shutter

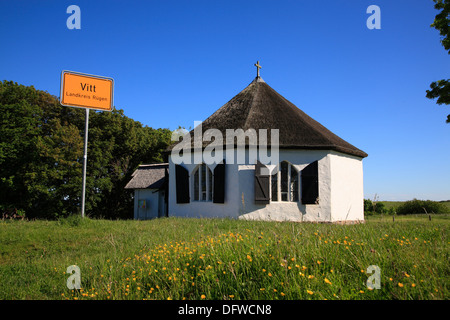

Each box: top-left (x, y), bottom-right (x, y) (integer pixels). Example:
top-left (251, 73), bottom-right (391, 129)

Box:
top-left (213, 160), bottom-right (226, 204)
top-left (254, 161), bottom-right (270, 205)
top-left (175, 165), bottom-right (190, 204)
top-left (301, 161), bottom-right (319, 204)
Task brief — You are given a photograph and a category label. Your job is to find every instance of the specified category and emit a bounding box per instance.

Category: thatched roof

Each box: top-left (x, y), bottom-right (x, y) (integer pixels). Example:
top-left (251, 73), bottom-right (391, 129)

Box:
top-left (168, 77), bottom-right (367, 158)
top-left (124, 163), bottom-right (168, 189)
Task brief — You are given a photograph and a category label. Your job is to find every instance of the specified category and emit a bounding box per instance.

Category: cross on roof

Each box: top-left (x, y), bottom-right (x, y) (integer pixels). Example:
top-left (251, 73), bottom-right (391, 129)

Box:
top-left (254, 61), bottom-right (262, 78)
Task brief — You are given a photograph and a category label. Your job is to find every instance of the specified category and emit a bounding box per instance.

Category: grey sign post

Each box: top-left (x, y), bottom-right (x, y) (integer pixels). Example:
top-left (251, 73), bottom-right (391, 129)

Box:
top-left (81, 108), bottom-right (89, 218)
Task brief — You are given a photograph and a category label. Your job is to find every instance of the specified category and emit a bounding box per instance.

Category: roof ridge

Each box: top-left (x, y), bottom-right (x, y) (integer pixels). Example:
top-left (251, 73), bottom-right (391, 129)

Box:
top-left (138, 163), bottom-right (169, 167)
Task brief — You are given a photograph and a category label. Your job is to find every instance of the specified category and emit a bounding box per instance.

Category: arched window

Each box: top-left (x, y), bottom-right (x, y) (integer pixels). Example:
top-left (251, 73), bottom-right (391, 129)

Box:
top-left (193, 163), bottom-right (213, 202)
top-left (271, 161), bottom-right (299, 202)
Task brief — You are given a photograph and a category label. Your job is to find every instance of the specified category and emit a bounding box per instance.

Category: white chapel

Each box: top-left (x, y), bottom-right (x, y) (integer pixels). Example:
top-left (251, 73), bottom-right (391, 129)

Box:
top-left (127, 63), bottom-right (368, 223)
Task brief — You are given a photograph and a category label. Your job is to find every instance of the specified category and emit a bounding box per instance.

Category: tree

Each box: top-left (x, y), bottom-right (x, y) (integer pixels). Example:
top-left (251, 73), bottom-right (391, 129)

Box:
top-left (85, 109), bottom-right (171, 218)
top-left (0, 80), bottom-right (172, 219)
top-left (0, 81), bottom-right (54, 218)
top-left (426, 0), bottom-right (450, 123)
top-left (26, 118), bottom-right (84, 218)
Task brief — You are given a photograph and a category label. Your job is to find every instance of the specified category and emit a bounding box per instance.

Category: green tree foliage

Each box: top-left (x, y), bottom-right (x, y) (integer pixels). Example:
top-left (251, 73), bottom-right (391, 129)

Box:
top-left (363, 199), bottom-right (391, 215)
top-left (396, 199), bottom-right (448, 215)
top-left (364, 199), bottom-right (374, 213)
top-left (374, 202), bottom-right (386, 214)
top-left (431, 0), bottom-right (450, 53)
top-left (0, 80), bottom-right (172, 219)
top-left (426, 0), bottom-right (450, 123)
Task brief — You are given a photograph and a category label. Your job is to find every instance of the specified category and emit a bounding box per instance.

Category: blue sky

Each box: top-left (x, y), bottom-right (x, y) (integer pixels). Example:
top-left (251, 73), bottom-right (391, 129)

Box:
top-left (1, 0), bottom-right (449, 201)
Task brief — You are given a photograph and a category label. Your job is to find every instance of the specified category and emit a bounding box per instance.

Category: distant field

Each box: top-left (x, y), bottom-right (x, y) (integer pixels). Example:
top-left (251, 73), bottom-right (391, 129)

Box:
top-left (378, 201), bottom-right (405, 210)
top-left (379, 200), bottom-right (450, 212)
top-left (0, 215), bottom-right (448, 300)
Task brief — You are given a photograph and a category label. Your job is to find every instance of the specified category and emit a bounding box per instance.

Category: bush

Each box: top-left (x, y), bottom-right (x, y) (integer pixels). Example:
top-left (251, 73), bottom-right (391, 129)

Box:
top-left (364, 199), bottom-right (391, 215)
top-left (396, 199), bottom-right (447, 215)
top-left (364, 199), bottom-right (374, 213)
top-left (374, 202), bottom-right (386, 214)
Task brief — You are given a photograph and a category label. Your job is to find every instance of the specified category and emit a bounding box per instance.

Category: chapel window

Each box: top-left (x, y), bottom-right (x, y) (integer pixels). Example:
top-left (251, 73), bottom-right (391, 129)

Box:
top-left (193, 163), bottom-right (213, 202)
top-left (271, 161), bottom-right (299, 202)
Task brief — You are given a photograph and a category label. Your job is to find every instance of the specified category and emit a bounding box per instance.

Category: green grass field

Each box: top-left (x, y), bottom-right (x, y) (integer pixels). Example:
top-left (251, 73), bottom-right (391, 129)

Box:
top-left (0, 215), bottom-right (448, 300)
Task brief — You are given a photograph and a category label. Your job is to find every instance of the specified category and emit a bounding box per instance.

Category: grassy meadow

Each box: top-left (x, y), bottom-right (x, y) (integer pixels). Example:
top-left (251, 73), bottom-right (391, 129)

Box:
top-left (0, 215), bottom-right (448, 300)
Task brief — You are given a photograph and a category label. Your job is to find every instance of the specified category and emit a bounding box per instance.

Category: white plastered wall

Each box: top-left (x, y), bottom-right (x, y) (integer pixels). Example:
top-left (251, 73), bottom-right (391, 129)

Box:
top-left (238, 149), bottom-right (332, 222)
top-left (168, 149), bottom-right (335, 222)
top-left (134, 189), bottom-right (160, 220)
top-left (168, 157), bottom-right (240, 218)
top-left (329, 151), bottom-right (364, 222)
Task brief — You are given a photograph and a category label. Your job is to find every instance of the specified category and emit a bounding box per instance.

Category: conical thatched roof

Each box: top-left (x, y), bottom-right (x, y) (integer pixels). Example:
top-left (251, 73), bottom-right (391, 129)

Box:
top-left (168, 77), bottom-right (367, 158)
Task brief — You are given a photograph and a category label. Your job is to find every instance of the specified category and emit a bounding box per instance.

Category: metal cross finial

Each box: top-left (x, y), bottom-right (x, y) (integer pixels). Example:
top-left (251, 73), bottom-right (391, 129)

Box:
top-left (254, 61), bottom-right (261, 78)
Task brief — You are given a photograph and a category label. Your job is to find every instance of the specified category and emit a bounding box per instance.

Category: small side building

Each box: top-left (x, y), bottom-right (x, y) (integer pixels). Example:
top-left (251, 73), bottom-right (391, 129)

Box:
top-left (124, 163), bottom-right (168, 220)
